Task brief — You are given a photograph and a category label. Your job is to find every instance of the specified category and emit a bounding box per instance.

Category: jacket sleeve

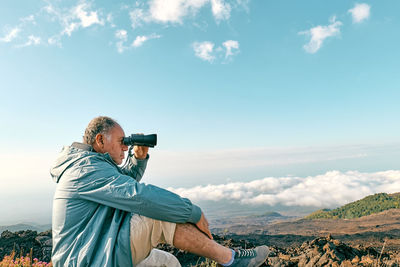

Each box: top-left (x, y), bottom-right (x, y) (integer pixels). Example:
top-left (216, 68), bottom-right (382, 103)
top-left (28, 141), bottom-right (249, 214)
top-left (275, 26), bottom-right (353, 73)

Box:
top-left (75, 158), bottom-right (201, 224)
top-left (120, 154), bottom-right (149, 182)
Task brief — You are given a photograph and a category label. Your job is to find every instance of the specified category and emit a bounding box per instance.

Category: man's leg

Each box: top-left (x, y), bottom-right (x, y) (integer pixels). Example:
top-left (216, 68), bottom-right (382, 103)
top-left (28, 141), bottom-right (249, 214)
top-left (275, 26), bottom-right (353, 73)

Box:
top-left (173, 223), bottom-right (232, 264)
top-left (130, 214), bottom-right (268, 266)
top-left (174, 223), bottom-right (270, 266)
top-left (130, 214), bottom-right (178, 265)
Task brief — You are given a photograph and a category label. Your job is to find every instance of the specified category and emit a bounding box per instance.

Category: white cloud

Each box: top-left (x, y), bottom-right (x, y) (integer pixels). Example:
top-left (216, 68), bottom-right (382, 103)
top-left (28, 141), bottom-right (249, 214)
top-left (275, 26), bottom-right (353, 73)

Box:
top-left (62, 2), bottom-right (103, 35)
top-left (106, 13), bottom-right (115, 28)
top-left (114, 30), bottom-right (161, 53)
top-left (193, 40), bottom-right (239, 62)
top-left (168, 170), bottom-right (400, 208)
top-left (130, 8), bottom-right (148, 28)
top-left (129, 0), bottom-right (233, 27)
top-left (0, 27), bottom-right (21, 43)
top-left (222, 40), bottom-right (239, 58)
top-left (0, 14), bottom-right (37, 44)
top-left (74, 3), bottom-right (103, 28)
top-left (149, 0), bottom-right (208, 24)
top-left (116, 42), bottom-right (125, 53)
top-left (115, 29), bottom-right (128, 53)
top-left (193, 41), bottom-right (215, 61)
top-left (44, 1), bottom-right (103, 38)
top-left (2, 0), bottom-right (242, 49)
top-left (132, 33), bottom-right (161, 47)
top-left (48, 35), bottom-right (61, 46)
top-left (348, 3), bottom-right (371, 24)
top-left (115, 29), bottom-right (128, 41)
top-left (299, 16), bottom-right (343, 54)
top-left (211, 0), bottom-right (231, 22)
top-left (63, 22), bottom-right (79, 36)
top-left (18, 35), bottom-right (41, 47)
top-left (235, 0), bottom-right (250, 13)
top-left (20, 15), bottom-right (36, 24)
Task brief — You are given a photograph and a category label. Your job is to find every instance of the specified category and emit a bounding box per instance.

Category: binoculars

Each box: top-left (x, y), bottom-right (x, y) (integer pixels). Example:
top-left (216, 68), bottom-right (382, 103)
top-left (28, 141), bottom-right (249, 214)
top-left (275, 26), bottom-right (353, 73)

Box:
top-left (123, 134), bottom-right (157, 147)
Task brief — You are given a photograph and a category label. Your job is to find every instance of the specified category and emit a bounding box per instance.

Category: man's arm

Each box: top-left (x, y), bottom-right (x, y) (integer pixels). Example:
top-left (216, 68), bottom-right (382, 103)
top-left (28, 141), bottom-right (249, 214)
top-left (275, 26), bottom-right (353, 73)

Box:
top-left (120, 145), bottom-right (149, 181)
top-left (76, 158), bottom-right (202, 224)
top-left (120, 155), bottom-right (148, 181)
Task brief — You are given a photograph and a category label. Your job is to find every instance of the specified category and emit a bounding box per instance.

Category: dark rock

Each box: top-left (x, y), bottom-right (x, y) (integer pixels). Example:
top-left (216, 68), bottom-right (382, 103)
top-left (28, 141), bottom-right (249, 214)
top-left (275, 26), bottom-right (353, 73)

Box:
top-left (35, 236), bottom-right (50, 246)
top-left (0, 229), bottom-right (52, 262)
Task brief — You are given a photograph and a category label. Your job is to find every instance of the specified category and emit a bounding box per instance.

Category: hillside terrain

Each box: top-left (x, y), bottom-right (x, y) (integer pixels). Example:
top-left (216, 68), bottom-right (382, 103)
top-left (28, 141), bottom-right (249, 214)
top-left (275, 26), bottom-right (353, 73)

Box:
top-left (215, 209), bottom-right (400, 251)
top-left (306, 193), bottom-right (400, 219)
top-left (211, 193), bottom-right (400, 251)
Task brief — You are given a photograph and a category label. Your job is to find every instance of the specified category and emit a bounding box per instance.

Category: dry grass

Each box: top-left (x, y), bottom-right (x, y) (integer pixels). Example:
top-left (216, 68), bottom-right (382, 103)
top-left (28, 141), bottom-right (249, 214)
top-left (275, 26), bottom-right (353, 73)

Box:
top-left (0, 249), bottom-right (52, 267)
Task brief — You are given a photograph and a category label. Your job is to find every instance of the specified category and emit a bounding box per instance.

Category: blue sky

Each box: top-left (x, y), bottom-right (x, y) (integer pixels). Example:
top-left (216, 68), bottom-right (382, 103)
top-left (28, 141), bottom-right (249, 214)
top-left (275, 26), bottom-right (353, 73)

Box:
top-left (1, 0), bottom-right (399, 224)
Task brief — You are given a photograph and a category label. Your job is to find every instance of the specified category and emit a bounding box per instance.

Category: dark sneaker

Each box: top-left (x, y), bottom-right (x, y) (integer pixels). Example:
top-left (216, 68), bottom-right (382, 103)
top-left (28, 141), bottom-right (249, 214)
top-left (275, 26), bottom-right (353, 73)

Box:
top-left (231, 246), bottom-right (269, 267)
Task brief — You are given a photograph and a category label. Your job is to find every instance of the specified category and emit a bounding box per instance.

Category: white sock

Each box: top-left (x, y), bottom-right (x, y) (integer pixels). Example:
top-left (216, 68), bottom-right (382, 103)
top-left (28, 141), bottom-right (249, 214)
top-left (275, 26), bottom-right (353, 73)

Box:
top-left (221, 249), bottom-right (235, 266)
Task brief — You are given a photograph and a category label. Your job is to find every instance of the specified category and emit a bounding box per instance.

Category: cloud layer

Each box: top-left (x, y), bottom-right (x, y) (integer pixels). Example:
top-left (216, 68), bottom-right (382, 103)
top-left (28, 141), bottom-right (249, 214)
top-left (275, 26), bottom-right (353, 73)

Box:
top-left (168, 170), bottom-right (400, 208)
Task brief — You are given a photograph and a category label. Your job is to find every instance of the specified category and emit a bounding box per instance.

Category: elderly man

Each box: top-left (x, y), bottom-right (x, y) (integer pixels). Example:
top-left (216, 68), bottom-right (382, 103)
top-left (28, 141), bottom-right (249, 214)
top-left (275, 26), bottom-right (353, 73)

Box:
top-left (51, 116), bottom-right (269, 266)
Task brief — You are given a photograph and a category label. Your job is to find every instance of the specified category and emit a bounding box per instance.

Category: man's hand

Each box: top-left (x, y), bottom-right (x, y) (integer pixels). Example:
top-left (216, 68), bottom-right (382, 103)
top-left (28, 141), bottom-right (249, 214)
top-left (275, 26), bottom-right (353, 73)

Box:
top-left (134, 145), bottom-right (148, 160)
top-left (195, 212), bottom-right (213, 240)
top-left (133, 133), bottom-right (149, 160)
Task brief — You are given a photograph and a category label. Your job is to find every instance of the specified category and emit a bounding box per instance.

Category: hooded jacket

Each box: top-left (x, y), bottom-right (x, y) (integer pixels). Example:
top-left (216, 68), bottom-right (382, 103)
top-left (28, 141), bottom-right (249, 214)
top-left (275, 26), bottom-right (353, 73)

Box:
top-left (50, 142), bottom-right (201, 266)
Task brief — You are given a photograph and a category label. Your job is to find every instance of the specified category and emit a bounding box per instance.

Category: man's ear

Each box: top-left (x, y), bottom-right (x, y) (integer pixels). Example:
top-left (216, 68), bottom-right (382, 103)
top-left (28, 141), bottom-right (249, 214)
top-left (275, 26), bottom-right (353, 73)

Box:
top-left (95, 133), bottom-right (104, 147)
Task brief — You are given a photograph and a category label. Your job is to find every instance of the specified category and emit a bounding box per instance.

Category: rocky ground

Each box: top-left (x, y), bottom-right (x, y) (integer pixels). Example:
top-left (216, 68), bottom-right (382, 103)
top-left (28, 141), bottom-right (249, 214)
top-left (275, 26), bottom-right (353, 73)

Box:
top-left (1, 230), bottom-right (399, 266)
top-left (157, 234), bottom-right (400, 266)
top-left (265, 235), bottom-right (399, 267)
top-left (0, 229), bottom-right (52, 263)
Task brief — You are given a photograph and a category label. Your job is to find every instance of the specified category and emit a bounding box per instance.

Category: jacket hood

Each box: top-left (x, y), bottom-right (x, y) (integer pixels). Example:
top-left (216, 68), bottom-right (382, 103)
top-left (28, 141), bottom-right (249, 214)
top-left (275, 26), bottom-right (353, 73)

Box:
top-left (50, 143), bottom-right (94, 183)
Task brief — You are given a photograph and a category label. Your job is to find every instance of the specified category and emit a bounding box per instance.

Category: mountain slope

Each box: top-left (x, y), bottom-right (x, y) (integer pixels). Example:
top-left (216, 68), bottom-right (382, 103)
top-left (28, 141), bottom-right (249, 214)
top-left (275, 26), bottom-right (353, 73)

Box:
top-left (306, 192), bottom-right (400, 219)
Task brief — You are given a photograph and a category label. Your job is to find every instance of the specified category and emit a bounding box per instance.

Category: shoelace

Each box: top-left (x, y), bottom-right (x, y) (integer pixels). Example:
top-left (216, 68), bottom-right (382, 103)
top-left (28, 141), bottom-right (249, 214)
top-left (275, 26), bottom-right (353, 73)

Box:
top-left (236, 248), bottom-right (256, 258)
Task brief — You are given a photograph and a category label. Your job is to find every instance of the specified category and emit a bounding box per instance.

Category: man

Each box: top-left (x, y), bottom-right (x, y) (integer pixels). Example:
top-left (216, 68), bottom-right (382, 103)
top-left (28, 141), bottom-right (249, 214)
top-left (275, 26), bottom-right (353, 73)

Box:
top-left (51, 116), bottom-right (269, 266)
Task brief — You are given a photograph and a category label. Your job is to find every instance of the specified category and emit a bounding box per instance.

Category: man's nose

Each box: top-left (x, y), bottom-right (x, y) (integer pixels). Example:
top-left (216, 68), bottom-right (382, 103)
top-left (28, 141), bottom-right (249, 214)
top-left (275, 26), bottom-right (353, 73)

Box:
top-left (122, 144), bottom-right (128, 151)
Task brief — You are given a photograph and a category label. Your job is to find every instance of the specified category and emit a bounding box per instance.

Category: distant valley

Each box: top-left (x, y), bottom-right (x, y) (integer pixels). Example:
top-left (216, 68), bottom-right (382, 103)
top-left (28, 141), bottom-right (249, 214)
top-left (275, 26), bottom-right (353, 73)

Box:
top-left (211, 192), bottom-right (400, 251)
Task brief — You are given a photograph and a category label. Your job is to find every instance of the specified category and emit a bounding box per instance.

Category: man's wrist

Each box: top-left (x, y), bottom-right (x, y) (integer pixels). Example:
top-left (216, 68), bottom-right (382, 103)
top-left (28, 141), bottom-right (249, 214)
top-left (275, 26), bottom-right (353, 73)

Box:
top-left (130, 154), bottom-right (149, 168)
top-left (134, 154), bottom-right (149, 160)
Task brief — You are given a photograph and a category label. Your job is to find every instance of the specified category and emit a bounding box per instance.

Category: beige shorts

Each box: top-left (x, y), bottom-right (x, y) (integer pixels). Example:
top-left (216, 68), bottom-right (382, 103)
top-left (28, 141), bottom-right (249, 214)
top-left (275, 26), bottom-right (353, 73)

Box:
top-left (129, 214), bottom-right (177, 266)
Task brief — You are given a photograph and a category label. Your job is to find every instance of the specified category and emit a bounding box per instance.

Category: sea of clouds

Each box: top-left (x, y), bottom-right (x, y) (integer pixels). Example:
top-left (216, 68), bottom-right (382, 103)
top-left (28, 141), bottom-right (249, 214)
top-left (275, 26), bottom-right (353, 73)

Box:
top-left (168, 170), bottom-right (400, 208)
top-left (1, 143), bottom-right (399, 224)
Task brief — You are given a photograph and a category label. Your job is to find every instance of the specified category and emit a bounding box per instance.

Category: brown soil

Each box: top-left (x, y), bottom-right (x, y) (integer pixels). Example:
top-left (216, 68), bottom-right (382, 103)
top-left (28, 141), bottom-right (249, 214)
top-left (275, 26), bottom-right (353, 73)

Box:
top-left (212, 209), bottom-right (400, 251)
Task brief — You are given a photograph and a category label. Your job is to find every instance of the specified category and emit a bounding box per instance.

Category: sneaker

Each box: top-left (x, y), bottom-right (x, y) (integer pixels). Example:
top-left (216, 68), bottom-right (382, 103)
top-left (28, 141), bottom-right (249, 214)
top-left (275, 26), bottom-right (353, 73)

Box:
top-left (230, 246), bottom-right (270, 267)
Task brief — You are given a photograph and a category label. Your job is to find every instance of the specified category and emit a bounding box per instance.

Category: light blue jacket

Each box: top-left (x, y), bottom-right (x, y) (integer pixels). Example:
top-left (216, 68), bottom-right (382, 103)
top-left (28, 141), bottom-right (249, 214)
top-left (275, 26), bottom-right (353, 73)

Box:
top-left (50, 142), bottom-right (202, 266)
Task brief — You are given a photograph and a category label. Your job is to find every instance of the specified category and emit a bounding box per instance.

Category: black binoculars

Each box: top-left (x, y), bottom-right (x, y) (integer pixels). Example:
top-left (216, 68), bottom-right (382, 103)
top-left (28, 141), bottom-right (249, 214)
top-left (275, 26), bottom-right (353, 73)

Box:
top-left (123, 134), bottom-right (157, 147)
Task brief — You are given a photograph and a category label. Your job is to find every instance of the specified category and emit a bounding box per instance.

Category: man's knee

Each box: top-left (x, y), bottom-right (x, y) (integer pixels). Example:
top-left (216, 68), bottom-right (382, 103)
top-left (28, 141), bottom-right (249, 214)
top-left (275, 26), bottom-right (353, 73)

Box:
top-left (129, 214), bottom-right (177, 264)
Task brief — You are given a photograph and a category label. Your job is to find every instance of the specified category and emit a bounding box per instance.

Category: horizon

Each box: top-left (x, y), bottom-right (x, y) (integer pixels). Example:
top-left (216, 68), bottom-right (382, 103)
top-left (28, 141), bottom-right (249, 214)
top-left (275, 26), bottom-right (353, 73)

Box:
top-left (1, 0), bottom-right (399, 225)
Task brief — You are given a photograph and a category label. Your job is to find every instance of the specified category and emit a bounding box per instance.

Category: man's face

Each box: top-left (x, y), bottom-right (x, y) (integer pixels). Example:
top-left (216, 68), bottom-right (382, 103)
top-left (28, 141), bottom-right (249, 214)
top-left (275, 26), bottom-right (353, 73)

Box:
top-left (102, 125), bottom-right (128, 165)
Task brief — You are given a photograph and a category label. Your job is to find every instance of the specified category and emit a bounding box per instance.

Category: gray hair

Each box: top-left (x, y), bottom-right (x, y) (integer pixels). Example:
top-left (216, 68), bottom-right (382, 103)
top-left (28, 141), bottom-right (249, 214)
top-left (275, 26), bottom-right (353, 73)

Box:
top-left (83, 116), bottom-right (119, 145)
